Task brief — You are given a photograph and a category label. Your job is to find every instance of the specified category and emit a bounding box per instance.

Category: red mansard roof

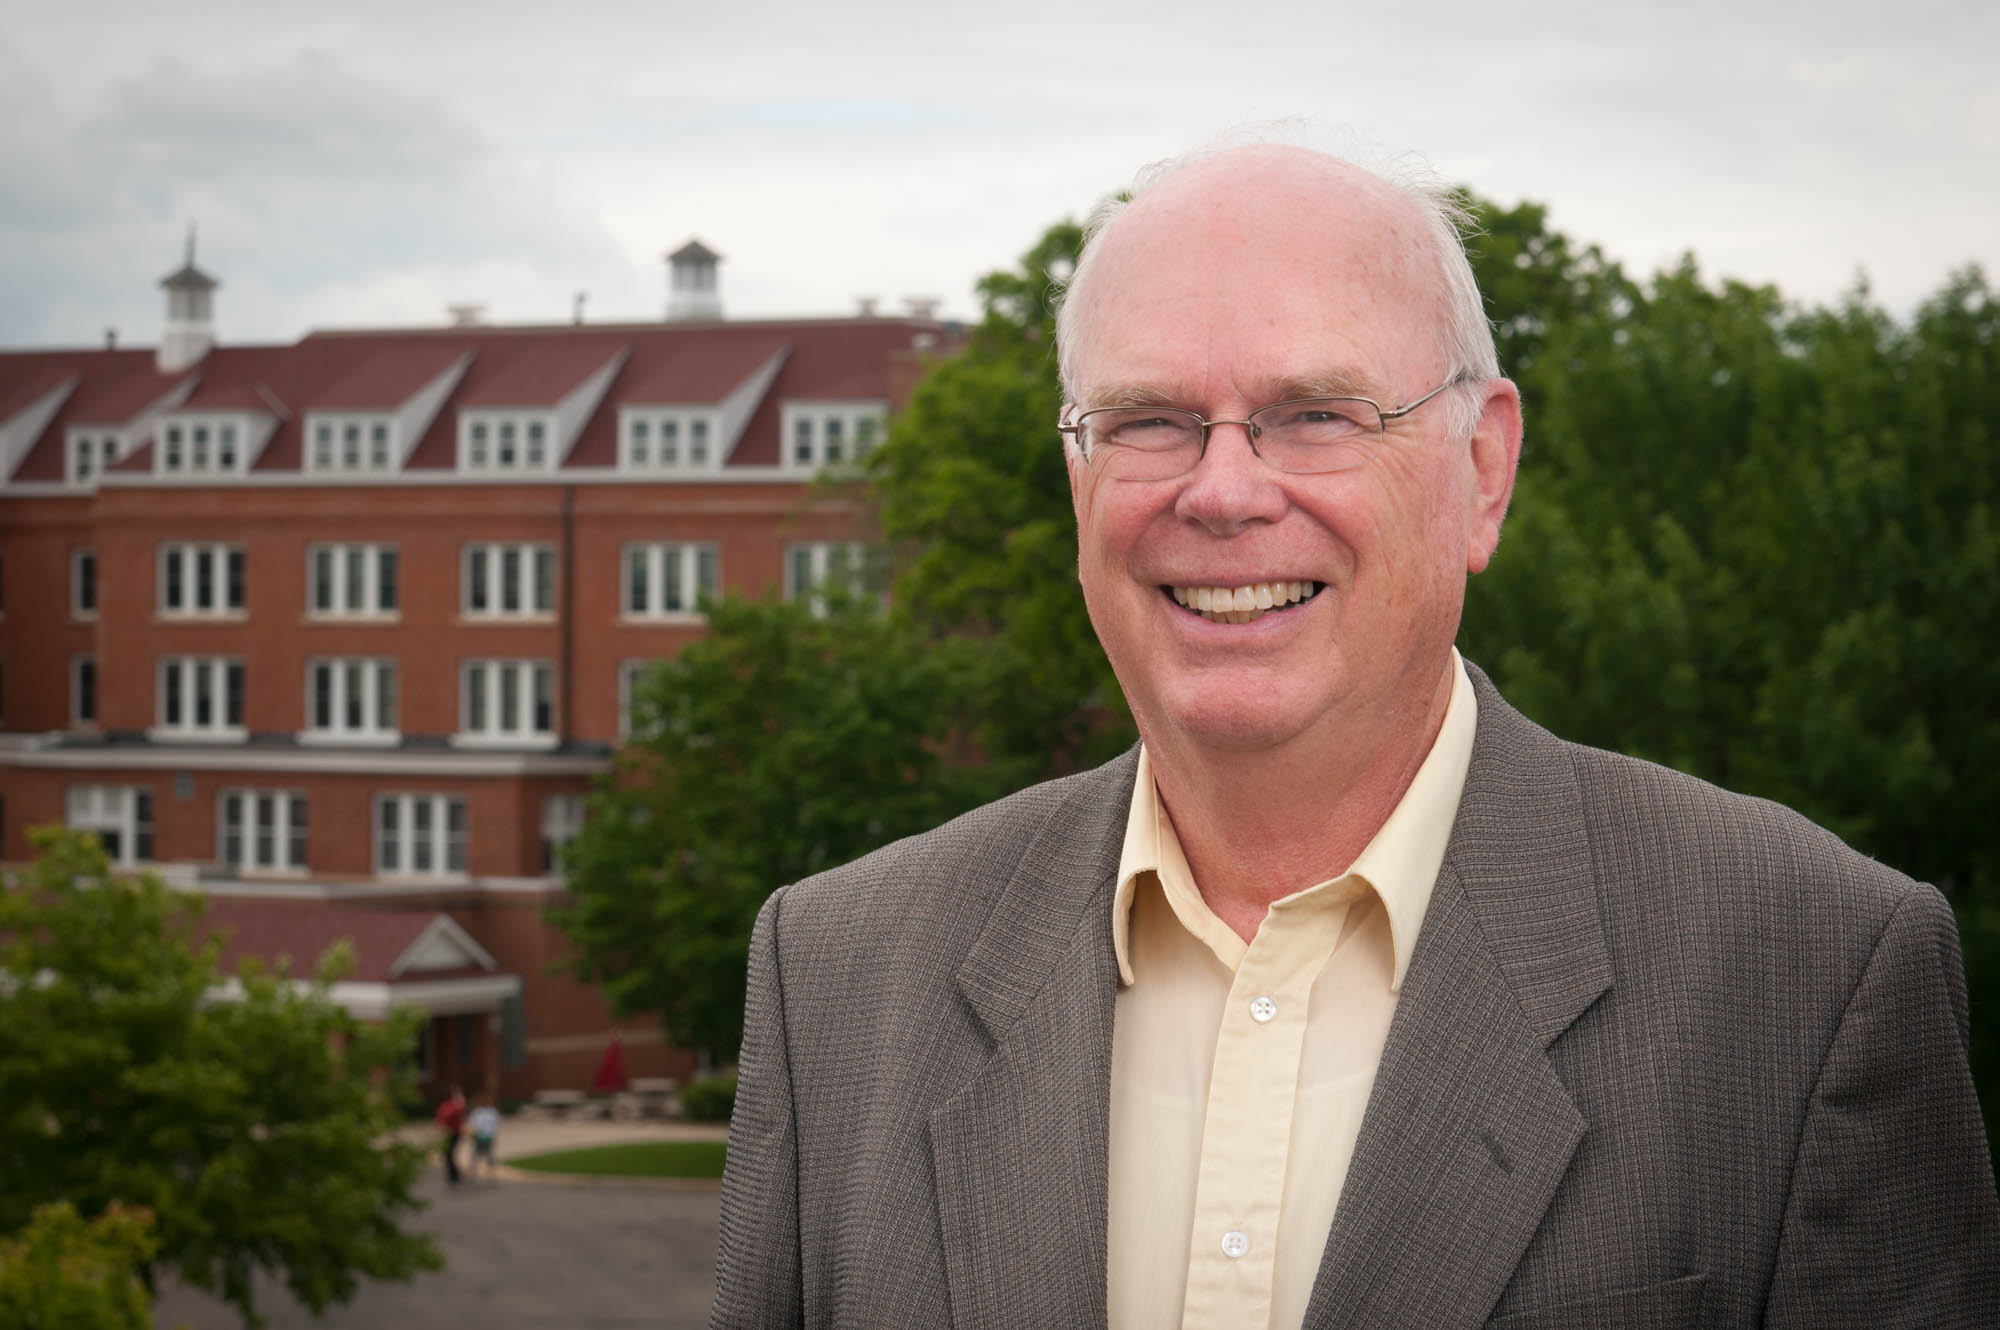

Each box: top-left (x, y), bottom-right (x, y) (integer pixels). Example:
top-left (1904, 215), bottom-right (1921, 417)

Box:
top-left (0, 315), bottom-right (962, 485)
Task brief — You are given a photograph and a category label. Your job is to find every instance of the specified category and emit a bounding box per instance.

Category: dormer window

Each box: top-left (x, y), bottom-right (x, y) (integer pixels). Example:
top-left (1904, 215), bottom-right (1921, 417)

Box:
top-left (460, 411), bottom-right (557, 474)
top-left (306, 414), bottom-right (397, 474)
top-left (782, 402), bottom-right (888, 473)
top-left (157, 414), bottom-right (255, 476)
top-left (67, 430), bottom-right (124, 487)
top-left (619, 409), bottom-right (719, 473)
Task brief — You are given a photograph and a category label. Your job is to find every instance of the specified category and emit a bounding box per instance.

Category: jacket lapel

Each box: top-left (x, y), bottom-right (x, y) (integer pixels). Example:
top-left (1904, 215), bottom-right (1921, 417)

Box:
top-left (928, 751), bottom-right (1135, 1330)
top-left (1303, 671), bottom-right (1615, 1330)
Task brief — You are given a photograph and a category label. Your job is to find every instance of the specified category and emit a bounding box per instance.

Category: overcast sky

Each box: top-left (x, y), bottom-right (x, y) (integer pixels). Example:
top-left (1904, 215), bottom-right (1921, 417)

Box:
top-left (3, 1), bottom-right (1995, 351)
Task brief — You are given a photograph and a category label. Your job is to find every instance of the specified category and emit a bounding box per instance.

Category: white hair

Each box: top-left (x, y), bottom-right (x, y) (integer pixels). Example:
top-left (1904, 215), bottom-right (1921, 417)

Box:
top-left (1052, 123), bottom-right (1500, 441)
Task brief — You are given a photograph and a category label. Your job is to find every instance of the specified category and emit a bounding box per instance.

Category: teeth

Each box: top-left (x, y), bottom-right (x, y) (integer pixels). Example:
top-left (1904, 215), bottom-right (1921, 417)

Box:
top-left (1167, 580), bottom-right (1319, 624)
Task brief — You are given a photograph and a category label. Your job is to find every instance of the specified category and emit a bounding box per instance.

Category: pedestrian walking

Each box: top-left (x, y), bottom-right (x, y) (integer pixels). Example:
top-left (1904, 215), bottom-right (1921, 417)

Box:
top-left (469, 1095), bottom-right (501, 1182)
top-left (434, 1085), bottom-right (467, 1185)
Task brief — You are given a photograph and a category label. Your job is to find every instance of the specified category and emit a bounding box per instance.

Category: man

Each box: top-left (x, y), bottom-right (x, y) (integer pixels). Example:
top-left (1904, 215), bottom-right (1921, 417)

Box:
top-left (713, 142), bottom-right (1999, 1328)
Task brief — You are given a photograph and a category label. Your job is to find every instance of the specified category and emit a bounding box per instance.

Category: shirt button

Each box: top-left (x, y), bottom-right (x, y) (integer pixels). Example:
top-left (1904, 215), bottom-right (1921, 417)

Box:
top-left (1221, 1230), bottom-right (1250, 1259)
top-left (1249, 995), bottom-right (1278, 1023)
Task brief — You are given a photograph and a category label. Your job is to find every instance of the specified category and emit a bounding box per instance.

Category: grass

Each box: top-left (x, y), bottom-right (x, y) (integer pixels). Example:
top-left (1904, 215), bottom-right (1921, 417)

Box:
top-left (506, 1140), bottom-right (727, 1179)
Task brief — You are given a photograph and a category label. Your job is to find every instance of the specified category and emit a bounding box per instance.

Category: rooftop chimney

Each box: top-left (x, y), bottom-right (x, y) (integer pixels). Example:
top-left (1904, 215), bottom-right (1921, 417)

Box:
top-left (105, 327), bottom-right (118, 351)
top-left (573, 290), bottom-right (588, 325)
top-left (856, 296), bottom-right (879, 317)
top-left (903, 296), bottom-right (941, 320)
top-left (446, 303), bottom-right (487, 327)
top-left (666, 239), bottom-right (723, 321)
top-left (157, 225), bottom-right (218, 373)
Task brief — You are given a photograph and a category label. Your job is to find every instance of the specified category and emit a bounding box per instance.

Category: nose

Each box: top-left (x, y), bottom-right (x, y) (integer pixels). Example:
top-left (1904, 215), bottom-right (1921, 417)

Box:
top-left (1173, 419), bottom-right (1286, 535)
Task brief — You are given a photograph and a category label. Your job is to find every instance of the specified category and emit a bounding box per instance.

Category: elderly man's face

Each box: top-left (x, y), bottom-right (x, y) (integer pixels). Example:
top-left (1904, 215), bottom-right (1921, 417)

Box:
top-left (1064, 148), bottom-right (1519, 761)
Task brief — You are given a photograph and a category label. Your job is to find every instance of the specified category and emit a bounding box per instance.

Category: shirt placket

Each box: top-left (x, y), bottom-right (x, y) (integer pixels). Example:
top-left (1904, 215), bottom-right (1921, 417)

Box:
top-left (1177, 896), bottom-right (1349, 1329)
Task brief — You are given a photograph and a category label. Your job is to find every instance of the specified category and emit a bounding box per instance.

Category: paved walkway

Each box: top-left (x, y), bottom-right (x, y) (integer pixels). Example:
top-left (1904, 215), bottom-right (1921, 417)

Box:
top-left (153, 1113), bottom-right (730, 1329)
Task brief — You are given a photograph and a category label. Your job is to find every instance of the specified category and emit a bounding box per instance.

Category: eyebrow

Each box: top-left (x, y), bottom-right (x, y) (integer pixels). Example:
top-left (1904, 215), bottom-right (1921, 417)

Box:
top-left (1082, 371), bottom-right (1384, 413)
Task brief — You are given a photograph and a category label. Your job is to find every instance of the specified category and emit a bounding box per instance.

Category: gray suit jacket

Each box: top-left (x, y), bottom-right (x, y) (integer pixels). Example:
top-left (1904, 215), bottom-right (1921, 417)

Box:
top-left (713, 668), bottom-right (2000, 1327)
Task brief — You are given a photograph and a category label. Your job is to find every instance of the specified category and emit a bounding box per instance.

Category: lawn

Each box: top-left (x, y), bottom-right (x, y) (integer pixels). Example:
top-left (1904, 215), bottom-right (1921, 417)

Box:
top-left (507, 1140), bottom-right (728, 1179)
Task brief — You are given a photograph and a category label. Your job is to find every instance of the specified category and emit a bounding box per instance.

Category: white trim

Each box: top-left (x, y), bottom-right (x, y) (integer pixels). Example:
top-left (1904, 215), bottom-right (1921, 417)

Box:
top-left (206, 973), bottom-right (522, 1021)
top-left (390, 914), bottom-right (500, 977)
top-left (86, 465), bottom-right (828, 491)
top-left (2, 745), bottom-right (608, 776)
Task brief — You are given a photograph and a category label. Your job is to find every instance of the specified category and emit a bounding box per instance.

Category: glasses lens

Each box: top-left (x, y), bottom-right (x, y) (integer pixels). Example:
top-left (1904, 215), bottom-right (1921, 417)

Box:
top-left (1081, 408), bottom-right (1204, 479)
top-left (1249, 398), bottom-right (1384, 474)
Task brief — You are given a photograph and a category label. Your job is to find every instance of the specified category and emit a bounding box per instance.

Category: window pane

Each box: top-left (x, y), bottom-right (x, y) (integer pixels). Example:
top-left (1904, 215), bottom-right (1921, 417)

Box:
top-left (467, 663), bottom-right (487, 732)
top-left (499, 664), bottom-right (519, 732)
top-left (793, 418), bottom-right (812, 464)
top-left (135, 792), bottom-right (153, 861)
top-left (691, 419), bottom-right (710, 464)
top-left (344, 547), bottom-right (365, 613)
top-left (376, 664), bottom-right (397, 732)
top-left (288, 796), bottom-right (307, 868)
top-left (345, 662), bottom-right (364, 730)
top-left (626, 548), bottom-right (648, 614)
top-left (369, 423), bottom-right (390, 469)
top-left (534, 548), bottom-right (555, 613)
top-left (378, 799), bottom-right (400, 873)
top-left (413, 798), bottom-right (434, 872)
top-left (194, 660), bottom-right (213, 726)
top-left (378, 549), bottom-right (398, 612)
top-left (826, 416), bottom-right (844, 463)
top-left (696, 546), bottom-right (718, 603)
top-left (468, 547), bottom-right (489, 612)
top-left (788, 547), bottom-right (813, 598)
top-left (195, 548), bottom-right (215, 610)
top-left (165, 548), bottom-right (184, 610)
top-left (222, 793), bottom-right (242, 866)
top-left (533, 664), bottom-right (552, 733)
top-left (500, 548), bottom-right (521, 612)
top-left (78, 552), bottom-right (96, 612)
top-left (312, 548), bottom-right (334, 611)
top-left (255, 793), bottom-right (276, 867)
top-left (225, 662), bottom-right (243, 726)
top-left (446, 800), bottom-right (467, 872)
top-left (227, 549), bottom-right (245, 610)
top-left (662, 419), bottom-right (679, 464)
top-left (663, 546), bottom-right (684, 612)
top-left (312, 663), bottom-right (332, 729)
top-left (164, 660), bottom-right (183, 725)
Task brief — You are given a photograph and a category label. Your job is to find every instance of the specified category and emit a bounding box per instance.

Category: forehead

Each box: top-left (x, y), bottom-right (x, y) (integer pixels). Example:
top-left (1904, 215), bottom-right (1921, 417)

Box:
top-left (1068, 149), bottom-right (1445, 405)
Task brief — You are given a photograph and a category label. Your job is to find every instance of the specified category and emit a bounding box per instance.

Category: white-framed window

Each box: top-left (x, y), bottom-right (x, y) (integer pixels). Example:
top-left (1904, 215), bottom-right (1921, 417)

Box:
top-left (66, 785), bottom-right (154, 866)
top-left (541, 794), bottom-right (584, 873)
top-left (374, 793), bottom-right (468, 878)
top-left (306, 543), bottom-right (398, 618)
top-left (621, 542), bottom-right (718, 619)
top-left (72, 549), bottom-right (97, 619)
top-left (218, 790), bottom-right (308, 874)
top-left (459, 659), bottom-right (554, 742)
top-left (156, 415), bottom-right (252, 476)
top-left (305, 414), bottom-right (396, 474)
top-left (459, 411), bottom-right (556, 473)
top-left (67, 430), bottom-right (122, 486)
top-left (158, 543), bottom-right (245, 617)
top-left (71, 655), bottom-right (96, 728)
top-left (783, 403), bottom-right (887, 472)
top-left (462, 543), bottom-right (555, 618)
top-left (156, 656), bottom-right (245, 738)
top-left (619, 410), bottom-right (719, 472)
top-left (304, 659), bottom-right (397, 741)
top-left (784, 541), bottom-right (877, 614)
top-left (617, 658), bottom-right (667, 740)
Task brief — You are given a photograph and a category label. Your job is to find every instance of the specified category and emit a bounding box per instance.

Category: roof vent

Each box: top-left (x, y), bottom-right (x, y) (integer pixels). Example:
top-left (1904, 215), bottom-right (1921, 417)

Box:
top-left (856, 296), bottom-right (879, 317)
top-left (666, 239), bottom-right (723, 321)
top-left (446, 303), bottom-right (487, 327)
top-left (903, 296), bottom-right (941, 320)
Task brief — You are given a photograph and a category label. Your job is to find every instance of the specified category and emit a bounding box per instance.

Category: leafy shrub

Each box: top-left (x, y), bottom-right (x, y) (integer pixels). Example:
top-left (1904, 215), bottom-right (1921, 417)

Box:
top-left (680, 1071), bottom-right (738, 1123)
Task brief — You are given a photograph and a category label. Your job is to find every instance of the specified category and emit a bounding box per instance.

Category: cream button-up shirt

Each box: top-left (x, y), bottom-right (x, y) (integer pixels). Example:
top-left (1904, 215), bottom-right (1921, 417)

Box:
top-left (1106, 654), bottom-right (1479, 1330)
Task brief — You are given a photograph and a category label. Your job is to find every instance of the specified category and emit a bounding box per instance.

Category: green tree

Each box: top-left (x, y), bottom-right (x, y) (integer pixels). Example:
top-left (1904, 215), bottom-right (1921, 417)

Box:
top-left (0, 829), bottom-right (442, 1330)
top-left (0, 1202), bottom-right (156, 1330)
top-left (552, 593), bottom-right (1015, 1060)
top-left (868, 220), bottom-right (1136, 776)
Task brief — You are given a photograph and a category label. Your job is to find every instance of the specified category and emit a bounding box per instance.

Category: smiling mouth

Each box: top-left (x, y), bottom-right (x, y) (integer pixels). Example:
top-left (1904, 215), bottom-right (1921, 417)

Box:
top-left (1167, 580), bottom-right (1323, 625)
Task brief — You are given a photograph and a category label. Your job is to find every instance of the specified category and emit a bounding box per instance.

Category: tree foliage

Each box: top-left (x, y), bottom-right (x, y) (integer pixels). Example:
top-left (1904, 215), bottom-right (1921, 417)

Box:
top-left (0, 829), bottom-right (442, 1329)
top-left (552, 593), bottom-right (1019, 1059)
top-left (0, 1202), bottom-right (156, 1330)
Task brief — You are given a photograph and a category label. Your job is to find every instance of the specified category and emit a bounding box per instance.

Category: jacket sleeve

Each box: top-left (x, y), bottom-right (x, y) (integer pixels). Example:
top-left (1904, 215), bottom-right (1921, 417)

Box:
top-left (1765, 885), bottom-right (2000, 1327)
top-left (711, 887), bottom-right (803, 1329)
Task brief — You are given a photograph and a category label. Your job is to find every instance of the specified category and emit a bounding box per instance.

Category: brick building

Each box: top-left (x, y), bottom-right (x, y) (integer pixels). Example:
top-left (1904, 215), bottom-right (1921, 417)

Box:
top-left (0, 241), bottom-right (956, 1100)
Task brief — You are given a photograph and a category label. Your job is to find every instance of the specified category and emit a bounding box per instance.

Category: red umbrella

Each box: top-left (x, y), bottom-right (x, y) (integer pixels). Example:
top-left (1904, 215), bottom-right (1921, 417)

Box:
top-left (591, 1034), bottom-right (629, 1094)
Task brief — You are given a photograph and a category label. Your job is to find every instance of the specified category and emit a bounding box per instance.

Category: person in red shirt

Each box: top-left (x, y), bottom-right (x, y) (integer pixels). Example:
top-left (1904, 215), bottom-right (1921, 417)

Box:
top-left (433, 1085), bottom-right (467, 1186)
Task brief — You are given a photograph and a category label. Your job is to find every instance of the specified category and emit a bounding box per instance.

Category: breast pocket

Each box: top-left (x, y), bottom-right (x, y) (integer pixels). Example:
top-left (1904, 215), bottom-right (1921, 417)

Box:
top-left (1485, 1272), bottom-right (1707, 1328)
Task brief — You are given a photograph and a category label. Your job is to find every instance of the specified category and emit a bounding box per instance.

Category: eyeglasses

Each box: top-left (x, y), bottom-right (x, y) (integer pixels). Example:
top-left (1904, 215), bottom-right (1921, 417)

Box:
top-left (1058, 376), bottom-right (1468, 481)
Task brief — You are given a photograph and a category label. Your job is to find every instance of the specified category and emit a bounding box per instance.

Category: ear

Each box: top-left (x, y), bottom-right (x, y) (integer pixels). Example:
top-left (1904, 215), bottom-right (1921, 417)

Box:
top-left (1464, 378), bottom-right (1523, 575)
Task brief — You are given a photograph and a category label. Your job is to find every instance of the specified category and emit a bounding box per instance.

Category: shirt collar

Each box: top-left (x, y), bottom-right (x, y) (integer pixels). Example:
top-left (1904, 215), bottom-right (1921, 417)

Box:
top-left (1111, 650), bottom-right (1479, 992)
